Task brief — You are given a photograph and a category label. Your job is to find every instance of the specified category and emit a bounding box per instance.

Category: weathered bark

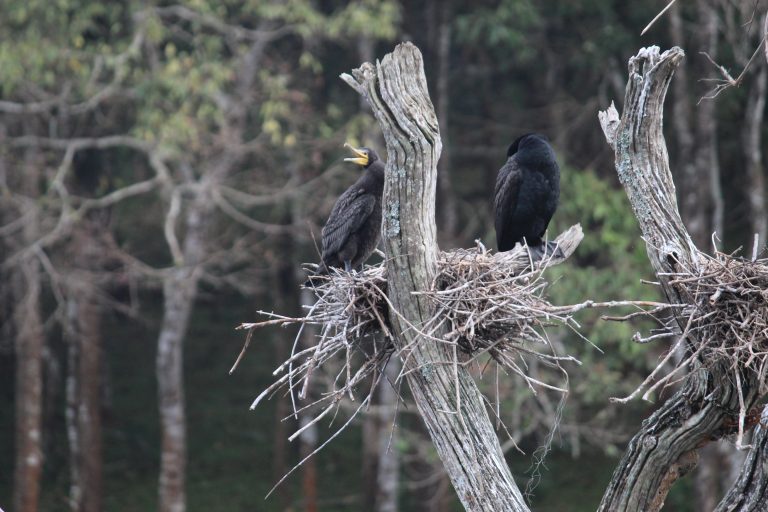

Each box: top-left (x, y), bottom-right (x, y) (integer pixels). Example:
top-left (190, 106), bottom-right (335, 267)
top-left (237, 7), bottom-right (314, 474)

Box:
top-left (157, 195), bottom-right (210, 512)
top-left (715, 406), bottom-right (768, 511)
top-left (598, 46), bottom-right (763, 512)
top-left (342, 43), bottom-right (529, 512)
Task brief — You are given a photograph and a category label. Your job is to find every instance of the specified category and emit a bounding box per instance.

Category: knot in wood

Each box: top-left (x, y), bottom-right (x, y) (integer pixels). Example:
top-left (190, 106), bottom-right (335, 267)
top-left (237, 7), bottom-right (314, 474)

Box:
top-left (643, 435), bottom-right (658, 450)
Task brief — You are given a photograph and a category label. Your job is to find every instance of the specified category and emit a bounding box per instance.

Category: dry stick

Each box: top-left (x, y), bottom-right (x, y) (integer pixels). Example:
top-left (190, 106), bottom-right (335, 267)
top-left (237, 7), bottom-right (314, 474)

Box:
top-left (640, 0), bottom-right (678, 36)
top-left (265, 395), bottom-right (372, 499)
top-left (699, 34), bottom-right (768, 102)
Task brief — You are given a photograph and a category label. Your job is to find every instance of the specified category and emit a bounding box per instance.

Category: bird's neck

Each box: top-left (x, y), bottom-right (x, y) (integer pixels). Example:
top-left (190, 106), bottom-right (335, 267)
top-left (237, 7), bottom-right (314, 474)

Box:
top-left (366, 163), bottom-right (385, 193)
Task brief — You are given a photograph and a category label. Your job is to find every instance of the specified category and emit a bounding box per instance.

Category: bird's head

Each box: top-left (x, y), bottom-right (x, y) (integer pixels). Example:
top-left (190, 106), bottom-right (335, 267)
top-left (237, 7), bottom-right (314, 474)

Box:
top-left (506, 133), bottom-right (550, 157)
top-left (344, 143), bottom-right (379, 168)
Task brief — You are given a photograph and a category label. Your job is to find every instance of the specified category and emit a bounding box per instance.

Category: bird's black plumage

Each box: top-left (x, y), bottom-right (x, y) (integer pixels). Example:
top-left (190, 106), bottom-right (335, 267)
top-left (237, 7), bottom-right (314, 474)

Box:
top-left (494, 133), bottom-right (560, 252)
top-left (312, 147), bottom-right (384, 279)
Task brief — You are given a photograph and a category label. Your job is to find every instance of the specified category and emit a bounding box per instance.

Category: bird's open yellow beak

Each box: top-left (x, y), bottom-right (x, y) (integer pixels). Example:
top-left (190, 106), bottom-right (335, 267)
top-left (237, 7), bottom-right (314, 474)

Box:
top-left (343, 143), bottom-right (369, 166)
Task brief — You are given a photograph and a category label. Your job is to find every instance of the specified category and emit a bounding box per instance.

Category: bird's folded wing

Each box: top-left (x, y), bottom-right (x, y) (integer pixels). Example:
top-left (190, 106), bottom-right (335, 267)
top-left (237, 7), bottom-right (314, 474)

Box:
top-left (494, 159), bottom-right (522, 236)
top-left (321, 191), bottom-right (376, 256)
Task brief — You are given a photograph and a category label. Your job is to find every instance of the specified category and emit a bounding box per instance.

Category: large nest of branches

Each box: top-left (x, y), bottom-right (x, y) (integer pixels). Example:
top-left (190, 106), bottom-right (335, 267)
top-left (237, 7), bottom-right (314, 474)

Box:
top-left (234, 225), bottom-right (602, 414)
top-left (682, 251), bottom-right (768, 378)
top-left (619, 247), bottom-right (768, 442)
top-left (421, 226), bottom-right (588, 391)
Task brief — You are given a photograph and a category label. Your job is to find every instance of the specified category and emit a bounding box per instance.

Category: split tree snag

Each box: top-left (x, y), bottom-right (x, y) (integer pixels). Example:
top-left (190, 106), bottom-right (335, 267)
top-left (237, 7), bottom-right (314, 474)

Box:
top-left (341, 42), bottom-right (530, 512)
top-left (598, 46), bottom-right (763, 512)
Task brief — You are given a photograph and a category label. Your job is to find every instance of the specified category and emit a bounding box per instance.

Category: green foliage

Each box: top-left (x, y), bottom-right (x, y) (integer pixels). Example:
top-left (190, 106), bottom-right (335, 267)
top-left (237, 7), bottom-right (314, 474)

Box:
top-left (455, 0), bottom-right (541, 63)
top-left (550, 166), bottom-right (658, 353)
top-left (545, 167), bottom-right (661, 422)
top-left (0, 0), bottom-right (135, 93)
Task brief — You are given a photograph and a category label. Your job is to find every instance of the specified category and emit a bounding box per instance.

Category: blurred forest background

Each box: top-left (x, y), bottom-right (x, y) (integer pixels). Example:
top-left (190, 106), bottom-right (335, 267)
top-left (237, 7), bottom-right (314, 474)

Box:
top-left (1, 1), bottom-right (767, 511)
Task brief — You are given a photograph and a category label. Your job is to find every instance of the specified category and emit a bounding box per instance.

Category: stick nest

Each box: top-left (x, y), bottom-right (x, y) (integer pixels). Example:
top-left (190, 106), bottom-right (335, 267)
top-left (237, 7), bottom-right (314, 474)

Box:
top-left (677, 250), bottom-right (768, 385)
top-left (617, 247), bottom-right (768, 446)
top-left (234, 225), bottom-right (592, 415)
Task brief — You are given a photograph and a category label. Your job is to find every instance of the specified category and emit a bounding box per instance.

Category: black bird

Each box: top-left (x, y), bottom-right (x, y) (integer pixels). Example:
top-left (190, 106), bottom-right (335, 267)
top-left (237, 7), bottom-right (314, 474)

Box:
top-left (308, 145), bottom-right (385, 281)
top-left (494, 133), bottom-right (560, 253)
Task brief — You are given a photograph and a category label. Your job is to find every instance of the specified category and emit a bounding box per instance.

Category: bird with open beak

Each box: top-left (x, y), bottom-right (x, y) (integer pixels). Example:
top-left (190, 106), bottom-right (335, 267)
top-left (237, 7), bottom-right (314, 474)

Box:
top-left (306, 143), bottom-right (386, 284)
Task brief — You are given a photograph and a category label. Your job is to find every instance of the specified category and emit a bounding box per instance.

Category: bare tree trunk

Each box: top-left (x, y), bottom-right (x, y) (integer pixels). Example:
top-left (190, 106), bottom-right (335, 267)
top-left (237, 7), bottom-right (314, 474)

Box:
top-left (743, 62), bottom-right (767, 248)
top-left (297, 285), bottom-right (319, 512)
top-left (362, 395), bottom-right (379, 510)
top-left (672, 4), bottom-right (732, 505)
top-left (157, 195), bottom-right (210, 512)
top-left (342, 43), bottom-right (530, 512)
top-left (13, 155), bottom-right (44, 512)
top-left (271, 321), bottom-right (291, 512)
top-left (298, 411), bottom-right (319, 512)
top-left (363, 356), bottom-right (401, 512)
top-left (65, 288), bottom-right (103, 512)
top-left (64, 225), bottom-right (104, 512)
top-left (435, 0), bottom-right (458, 241)
top-left (374, 358), bottom-right (401, 512)
top-left (695, 0), bottom-right (723, 247)
top-left (598, 46), bottom-right (764, 512)
top-left (670, 1), bottom-right (723, 250)
top-left (13, 257), bottom-right (44, 512)
top-left (669, 2), bottom-right (696, 215)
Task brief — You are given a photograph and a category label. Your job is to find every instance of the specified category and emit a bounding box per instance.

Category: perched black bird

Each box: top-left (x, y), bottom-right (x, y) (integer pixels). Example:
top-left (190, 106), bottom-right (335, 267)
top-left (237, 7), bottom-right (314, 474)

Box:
top-left (308, 145), bottom-right (385, 282)
top-left (494, 133), bottom-right (560, 252)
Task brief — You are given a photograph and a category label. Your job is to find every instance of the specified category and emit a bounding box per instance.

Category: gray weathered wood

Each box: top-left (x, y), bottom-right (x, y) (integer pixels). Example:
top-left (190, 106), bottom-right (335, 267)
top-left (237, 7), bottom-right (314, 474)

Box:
top-left (342, 42), bottom-right (530, 512)
top-left (598, 46), bottom-right (763, 512)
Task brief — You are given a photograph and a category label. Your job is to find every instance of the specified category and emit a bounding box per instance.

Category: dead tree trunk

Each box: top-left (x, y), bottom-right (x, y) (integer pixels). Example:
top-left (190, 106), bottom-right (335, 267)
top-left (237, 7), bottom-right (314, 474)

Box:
top-left (157, 193), bottom-right (210, 512)
top-left (342, 42), bottom-right (529, 512)
top-left (598, 46), bottom-right (764, 512)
